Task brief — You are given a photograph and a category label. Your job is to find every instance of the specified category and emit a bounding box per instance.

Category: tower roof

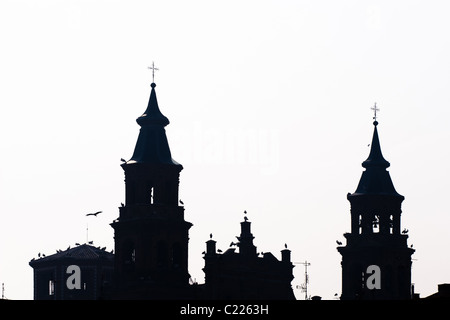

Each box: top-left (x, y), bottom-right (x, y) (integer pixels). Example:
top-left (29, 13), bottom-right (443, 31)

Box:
top-left (362, 121), bottom-right (390, 169)
top-left (350, 121), bottom-right (403, 198)
top-left (127, 82), bottom-right (181, 166)
top-left (136, 83), bottom-right (170, 127)
top-left (29, 244), bottom-right (114, 267)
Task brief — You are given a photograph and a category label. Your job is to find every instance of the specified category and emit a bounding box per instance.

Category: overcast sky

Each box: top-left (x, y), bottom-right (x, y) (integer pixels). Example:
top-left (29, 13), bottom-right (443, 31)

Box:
top-left (1, 0), bottom-right (450, 300)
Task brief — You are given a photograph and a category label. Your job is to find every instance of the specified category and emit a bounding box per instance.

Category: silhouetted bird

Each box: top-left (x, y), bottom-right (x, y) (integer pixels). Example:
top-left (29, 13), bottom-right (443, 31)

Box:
top-left (120, 158), bottom-right (126, 162)
top-left (402, 228), bottom-right (409, 234)
top-left (38, 253), bottom-right (41, 257)
top-left (244, 210), bottom-right (247, 214)
top-left (120, 202), bottom-right (124, 207)
top-left (75, 243), bottom-right (80, 246)
top-left (244, 216), bottom-right (248, 221)
top-left (285, 243), bottom-right (288, 249)
top-left (179, 199), bottom-right (184, 205)
top-left (42, 254), bottom-right (46, 257)
top-left (210, 233), bottom-right (213, 239)
top-left (88, 241), bottom-right (93, 244)
top-left (217, 249), bottom-right (223, 253)
top-left (336, 240), bottom-right (342, 245)
top-left (410, 244), bottom-right (414, 248)
top-left (86, 211), bottom-right (102, 217)
top-left (202, 251), bottom-right (206, 255)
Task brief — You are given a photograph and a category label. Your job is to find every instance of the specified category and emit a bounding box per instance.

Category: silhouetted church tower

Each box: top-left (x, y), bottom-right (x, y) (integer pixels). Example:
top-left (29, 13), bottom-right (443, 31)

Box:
top-left (110, 80), bottom-right (193, 299)
top-left (337, 115), bottom-right (414, 300)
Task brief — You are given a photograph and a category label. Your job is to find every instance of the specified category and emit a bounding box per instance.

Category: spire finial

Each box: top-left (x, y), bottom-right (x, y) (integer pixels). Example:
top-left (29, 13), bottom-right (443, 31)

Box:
top-left (371, 102), bottom-right (380, 124)
top-left (148, 62), bottom-right (159, 84)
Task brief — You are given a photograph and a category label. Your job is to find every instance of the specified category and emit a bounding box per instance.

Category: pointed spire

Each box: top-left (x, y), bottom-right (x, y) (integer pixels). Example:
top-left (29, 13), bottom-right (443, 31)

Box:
top-left (128, 81), bottom-right (180, 165)
top-left (362, 121), bottom-right (390, 169)
top-left (350, 119), bottom-right (402, 197)
top-left (136, 83), bottom-right (170, 127)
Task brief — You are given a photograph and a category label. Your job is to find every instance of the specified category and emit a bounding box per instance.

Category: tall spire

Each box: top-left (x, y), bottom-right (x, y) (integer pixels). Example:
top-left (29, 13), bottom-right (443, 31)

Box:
top-left (361, 121), bottom-right (390, 169)
top-left (350, 118), bottom-right (402, 197)
top-left (128, 79), bottom-right (180, 165)
top-left (136, 82), bottom-right (170, 127)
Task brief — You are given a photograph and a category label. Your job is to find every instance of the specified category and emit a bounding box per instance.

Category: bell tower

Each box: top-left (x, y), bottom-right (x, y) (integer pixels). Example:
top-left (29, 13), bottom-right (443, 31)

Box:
top-left (337, 115), bottom-right (414, 300)
top-left (111, 79), bottom-right (193, 299)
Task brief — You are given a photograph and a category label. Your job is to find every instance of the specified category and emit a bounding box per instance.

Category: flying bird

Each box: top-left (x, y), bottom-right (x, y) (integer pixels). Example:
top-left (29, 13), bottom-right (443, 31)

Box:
top-left (86, 211), bottom-right (102, 217)
top-left (336, 240), bottom-right (343, 245)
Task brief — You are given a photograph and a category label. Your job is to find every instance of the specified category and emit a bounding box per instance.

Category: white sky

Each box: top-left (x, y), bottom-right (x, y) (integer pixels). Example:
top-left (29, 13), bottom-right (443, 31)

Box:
top-left (1, 0), bottom-right (450, 300)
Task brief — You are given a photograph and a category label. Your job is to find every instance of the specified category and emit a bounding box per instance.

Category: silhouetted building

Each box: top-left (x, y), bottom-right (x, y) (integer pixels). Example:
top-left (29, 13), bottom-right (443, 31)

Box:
top-left (110, 82), bottom-right (195, 299)
top-left (202, 216), bottom-right (295, 299)
top-left (107, 79), bottom-right (295, 300)
top-left (425, 283), bottom-right (450, 299)
top-left (29, 244), bottom-right (114, 300)
top-left (337, 120), bottom-right (415, 300)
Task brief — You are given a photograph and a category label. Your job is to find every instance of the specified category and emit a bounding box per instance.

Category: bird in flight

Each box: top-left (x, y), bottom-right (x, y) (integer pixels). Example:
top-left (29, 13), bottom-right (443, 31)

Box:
top-left (86, 211), bottom-right (102, 217)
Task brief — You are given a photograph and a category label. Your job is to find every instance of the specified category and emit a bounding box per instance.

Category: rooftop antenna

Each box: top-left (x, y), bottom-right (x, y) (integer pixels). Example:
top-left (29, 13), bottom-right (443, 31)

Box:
top-left (148, 61), bottom-right (159, 83)
top-left (371, 102), bottom-right (380, 122)
top-left (295, 261), bottom-right (311, 300)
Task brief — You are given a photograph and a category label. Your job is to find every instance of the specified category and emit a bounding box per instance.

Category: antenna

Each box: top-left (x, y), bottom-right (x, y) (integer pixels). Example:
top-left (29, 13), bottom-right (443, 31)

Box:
top-left (294, 260), bottom-right (311, 300)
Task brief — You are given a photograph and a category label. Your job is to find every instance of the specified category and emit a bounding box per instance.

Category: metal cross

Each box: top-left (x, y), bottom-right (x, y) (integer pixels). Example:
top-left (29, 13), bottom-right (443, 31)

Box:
top-left (371, 102), bottom-right (380, 121)
top-left (148, 62), bottom-right (159, 83)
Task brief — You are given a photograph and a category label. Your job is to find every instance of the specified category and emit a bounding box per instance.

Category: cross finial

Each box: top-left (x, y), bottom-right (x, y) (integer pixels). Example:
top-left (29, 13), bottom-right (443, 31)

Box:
top-left (148, 62), bottom-right (159, 83)
top-left (371, 102), bottom-right (380, 121)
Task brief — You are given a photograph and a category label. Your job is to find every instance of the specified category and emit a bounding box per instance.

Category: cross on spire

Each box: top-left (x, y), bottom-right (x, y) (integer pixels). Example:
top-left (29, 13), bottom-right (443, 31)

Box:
top-left (371, 102), bottom-right (380, 121)
top-left (148, 62), bottom-right (159, 83)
